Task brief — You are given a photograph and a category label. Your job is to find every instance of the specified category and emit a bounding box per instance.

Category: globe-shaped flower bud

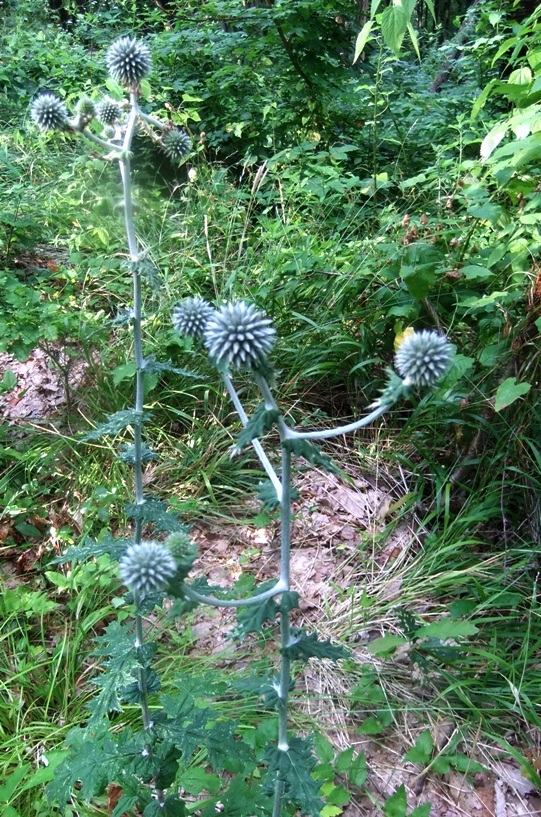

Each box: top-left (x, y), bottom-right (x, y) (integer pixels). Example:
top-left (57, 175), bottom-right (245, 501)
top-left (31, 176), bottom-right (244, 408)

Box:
top-left (31, 93), bottom-right (68, 131)
top-left (204, 301), bottom-right (275, 370)
top-left (161, 129), bottom-right (192, 161)
top-left (119, 541), bottom-right (176, 595)
top-left (394, 330), bottom-right (453, 387)
top-left (106, 36), bottom-right (152, 87)
top-left (96, 98), bottom-right (121, 126)
top-left (76, 97), bottom-right (96, 121)
top-left (165, 531), bottom-right (194, 560)
top-left (172, 297), bottom-right (215, 341)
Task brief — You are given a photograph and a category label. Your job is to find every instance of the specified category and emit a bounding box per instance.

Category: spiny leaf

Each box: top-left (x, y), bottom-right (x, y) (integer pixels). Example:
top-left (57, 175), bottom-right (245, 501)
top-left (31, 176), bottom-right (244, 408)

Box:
top-left (234, 403), bottom-right (281, 452)
top-left (86, 621), bottom-right (157, 727)
top-left (283, 629), bottom-right (347, 663)
top-left (125, 498), bottom-right (187, 532)
top-left (46, 725), bottom-right (113, 804)
top-left (235, 588), bottom-right (299, 638)
top-left (256, 480), bottom-right (299, 510)
top-left (118, 443), bottom-right (157, 463)
top-left (283, 438), bottom-right (341, 476)
top-left (200, 776), bottom-right (272, 817)
top-left (52, 532), bottom-right (129, 565)
top-left (144, 795), bottom-right (187, 817)
top-left (230, 673), bottom-right (287, 708)
top-left (264, 736), bottom-right (324, 816)
top-left (142, 356), bottom-right (202, 379)
top-left (82, 409), bottom-right (151, 440)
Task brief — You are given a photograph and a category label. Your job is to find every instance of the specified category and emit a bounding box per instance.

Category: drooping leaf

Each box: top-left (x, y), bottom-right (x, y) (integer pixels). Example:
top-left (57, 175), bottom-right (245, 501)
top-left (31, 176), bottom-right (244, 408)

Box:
top-left (230, 673), bottom-right (284, 707)
top-left (82, 410), bottom-right (151, 441)
top-left (283, 439), bottom-right (341, 476)
top-left (46, 726), bottom-right (114, 804)
top-left (283, 629), bottom-right (347, 663)
top-left (234, 403), bottom-right (281, 452)
top-left (354, 20), bottom-right (373, 64)
top-left (380, 5), bottom-right (408, 55)
top-left (264, 736), bottom-right (323, 816)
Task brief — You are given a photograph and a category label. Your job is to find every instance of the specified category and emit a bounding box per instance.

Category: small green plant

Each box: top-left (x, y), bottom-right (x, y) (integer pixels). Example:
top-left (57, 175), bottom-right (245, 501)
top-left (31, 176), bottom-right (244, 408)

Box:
top-left (34, 35), bottom-right (455, 817)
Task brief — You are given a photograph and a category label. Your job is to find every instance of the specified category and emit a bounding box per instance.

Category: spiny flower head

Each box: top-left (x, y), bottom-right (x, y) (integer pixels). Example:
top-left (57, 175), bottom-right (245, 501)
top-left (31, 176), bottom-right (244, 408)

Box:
top-left (204, 301), bottom-right (275, 370)
top-left (106, 36), bottom-right (152, 87)
top-left (75, 97), bottom-right (96, 125)
top-left (96, 98), bottom-right (121, 126)
top-left (119, 541), bottom-right (176, 596)
top-left (161, 129), bottom-right (192, 161)
top-left (31, 93), bottom-right (68, 131)
top-left (173, 297), bottom-right (215, 341)
top-left (394, 330), bottom-right (453, 387)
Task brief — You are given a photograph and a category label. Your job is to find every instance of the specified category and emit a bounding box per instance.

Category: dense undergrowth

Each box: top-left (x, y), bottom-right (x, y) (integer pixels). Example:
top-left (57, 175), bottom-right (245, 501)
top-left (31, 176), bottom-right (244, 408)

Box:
top-left (0, 0), bottom-right (540, 815)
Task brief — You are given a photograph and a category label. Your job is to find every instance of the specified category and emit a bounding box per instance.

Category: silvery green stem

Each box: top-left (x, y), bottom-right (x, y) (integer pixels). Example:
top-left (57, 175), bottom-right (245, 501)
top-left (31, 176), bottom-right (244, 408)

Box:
top-left (139, 110), bottom-right (166, 130)
top-left (182, 578), bottom-right (287, 608)
top-left (80, 127), bottom-right (119, 151)
top-left (118, 95), bottom-right (144, 533)
top-left (284, 402), bottom-right (389, 440)
top-left (221, 371), bottom-right (282, 501)
top-left (255, 372), bottom-right (390, 441)
top-left (118, 94), bottom-right (165, 807)
top-left (273, 445), bottom-right (292, 817)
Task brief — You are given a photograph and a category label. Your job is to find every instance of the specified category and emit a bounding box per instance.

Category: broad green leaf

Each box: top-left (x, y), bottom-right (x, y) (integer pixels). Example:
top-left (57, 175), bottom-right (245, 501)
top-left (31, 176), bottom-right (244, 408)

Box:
top-left (371, 0), bottom-right (383, 18)
top-left (416, 618), bottom-right (478, 640)
top-left (112, 362), bottom-right (135, 385)
top-left (404, 730), bottom-right (433, 765)
top-left (459, 265), bottom-right (494, 281)
top-left (0, 764), bottom-right (31, 802)
top-left (406, 22), bottom-right (421, 61)
top-left (0, 368), bottom-right (17, 391)
top-left (508, 66), bottom-right (532, 86)
top-left (471, 79), bottom-right (497, 121)
top-left (349, 750), bottom-right (368, 786)
top-left (467, 202), bottom-right (504, 224)
top-left (380, 5), bottom-right (408, 55)
top-left (481, 121), bottom-right (508, 161)
top-left (367, 635), bottom-right (407, 655)
top-left (354, 21), bottom-right (373, 64)
top-left (494, 377), bottom-right (531, 411)
top-left (384, 784), bottom-right (407, 817)
top-left (409, 805), bottom-right (431, 817)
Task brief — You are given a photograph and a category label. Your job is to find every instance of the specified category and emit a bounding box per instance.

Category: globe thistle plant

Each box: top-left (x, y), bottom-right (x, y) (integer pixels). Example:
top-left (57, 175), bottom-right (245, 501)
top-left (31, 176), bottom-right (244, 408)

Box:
top-left (119, 541), bottom-right (177, 595)
top-left (106, 36), bottom-right (152, 88)
top-left (161, 129), bottom-right (192, 162)
top-left (96, 98), bottom-right (121, 126)
top-left (172, 297), bottom-right (215, 341)
top-left (395, 330), bottom-right (453, 387)
top-left (31, 93), bottom-right (68, 131)
top-left (204, 302), bottom-right (276, 370)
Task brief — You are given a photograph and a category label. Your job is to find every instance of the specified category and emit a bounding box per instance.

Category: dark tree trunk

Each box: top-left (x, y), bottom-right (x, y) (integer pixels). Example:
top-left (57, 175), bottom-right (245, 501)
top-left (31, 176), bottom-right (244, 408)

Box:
top-left (429, 0), bottom-right (482, 93)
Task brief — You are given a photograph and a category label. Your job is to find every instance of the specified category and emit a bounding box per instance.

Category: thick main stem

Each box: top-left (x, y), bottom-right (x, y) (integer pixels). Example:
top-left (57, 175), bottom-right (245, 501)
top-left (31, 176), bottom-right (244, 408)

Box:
top-left (118, 93), bottom-right (165, 807)
top-left (273, 446), bottom-right (292, 817)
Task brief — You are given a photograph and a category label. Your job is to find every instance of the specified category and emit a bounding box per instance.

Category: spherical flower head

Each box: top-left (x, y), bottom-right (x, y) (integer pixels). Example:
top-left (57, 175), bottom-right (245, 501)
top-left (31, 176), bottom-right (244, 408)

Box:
top-left (161, 129), bottom-right (192, 161)
top-left (31, 93), bottom-right (68, 131)
top-left (204, 301), bottom-right (275, 371)
top-left (394, 330), bottom-right (453, 387)
top-left (119, 541), bottom-right (176, 595)
top-left (165, 531), bottom-right (194, 560)
top-left (76, 97), bottom-right (96, 123)
top-left (96, 98), bottom-right (121, 126)
top-left (172, 297), bottom-right (215, 341)
top-left (106, 36), bottom-right (152, 87)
